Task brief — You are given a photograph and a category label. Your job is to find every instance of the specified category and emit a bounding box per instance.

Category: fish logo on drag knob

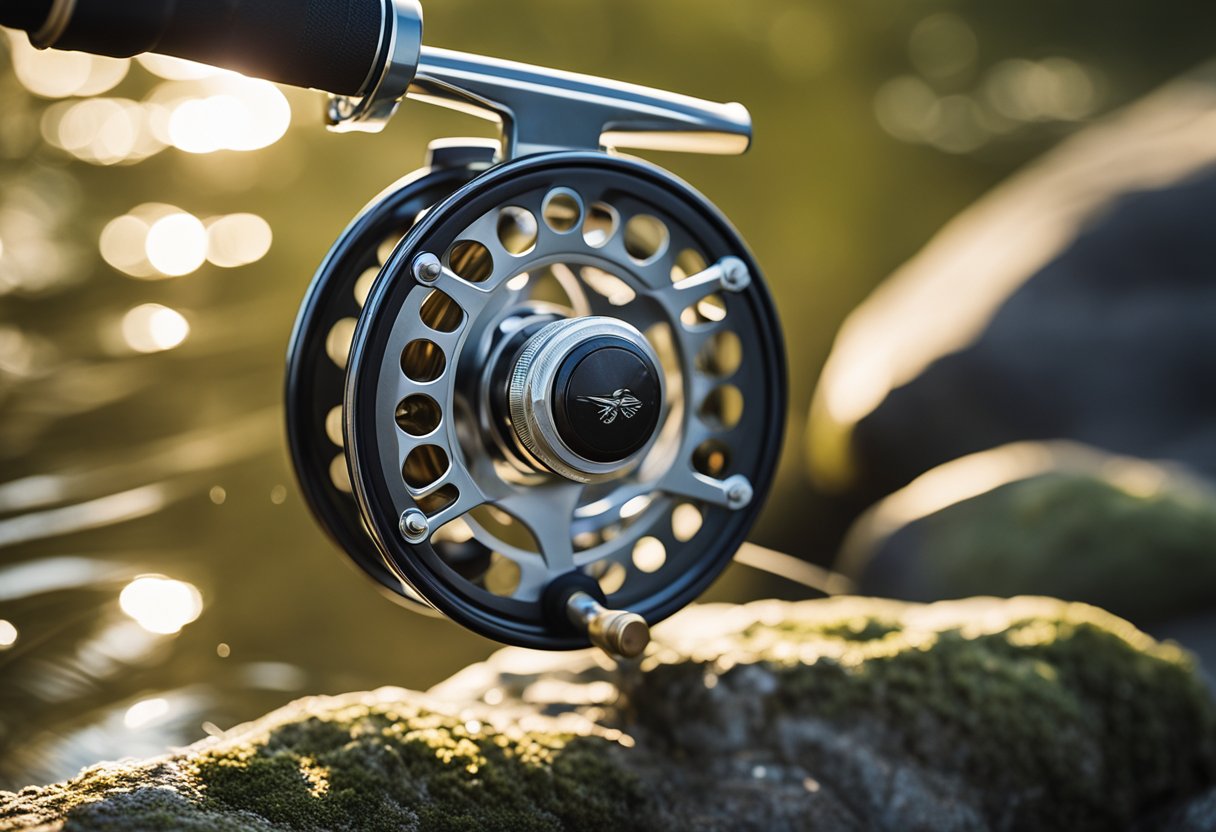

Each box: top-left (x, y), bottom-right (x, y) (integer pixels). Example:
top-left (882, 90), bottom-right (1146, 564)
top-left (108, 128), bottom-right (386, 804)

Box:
top-left (577, 388), bottom-right (643, 425)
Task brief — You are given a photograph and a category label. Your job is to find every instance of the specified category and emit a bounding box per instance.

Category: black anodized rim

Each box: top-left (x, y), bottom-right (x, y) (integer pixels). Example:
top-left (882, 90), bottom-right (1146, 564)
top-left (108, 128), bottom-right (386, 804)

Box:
top-left (284, 163), bottom-right (482, 607)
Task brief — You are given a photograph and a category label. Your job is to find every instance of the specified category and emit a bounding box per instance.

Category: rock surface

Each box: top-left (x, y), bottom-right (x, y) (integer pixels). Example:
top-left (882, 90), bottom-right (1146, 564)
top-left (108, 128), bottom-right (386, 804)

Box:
top-left (3, 596), bottom-right (1215, 831)
top-left (808, 64), bottom-right (1216, 506)
top-left (838, 442), bottom-right (1216, 628)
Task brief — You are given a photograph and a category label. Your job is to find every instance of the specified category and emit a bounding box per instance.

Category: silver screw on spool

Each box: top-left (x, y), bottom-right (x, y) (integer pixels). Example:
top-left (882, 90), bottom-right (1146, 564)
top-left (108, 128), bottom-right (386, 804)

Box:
top-left (566, 591), bottom-right (650, 658)
top-left (724, 474), bottom-right (753, 510)
top-left (412, 252), bottom-right (442, 283)
top-left (719, 256), bottom-right (751, 293)
top-left (399, 509), bottom-right (430, 542)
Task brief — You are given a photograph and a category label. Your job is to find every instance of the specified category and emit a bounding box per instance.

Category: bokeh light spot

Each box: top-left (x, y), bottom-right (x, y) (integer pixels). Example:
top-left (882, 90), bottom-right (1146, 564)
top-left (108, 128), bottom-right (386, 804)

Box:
top-left (100, 214), bottom-right (153, 277)
top-left (121, 304), bottom-right (190, 353)
top-left (8, 32), bottom-right (129, 98)
top-left (119, 576), bottom-right (203, 634)
top-left (0, 619), bottom-right (17, 649)
top-left (146, 213), bottom-right (208, 276)
top-left (206, 213), bottom-right (272, 268)
top-left (908, 14), bottom-right (978, 81)
top-left (123, 697), bottom-right (171, 729)
top-left (165, 79), bottom-right (291, 154)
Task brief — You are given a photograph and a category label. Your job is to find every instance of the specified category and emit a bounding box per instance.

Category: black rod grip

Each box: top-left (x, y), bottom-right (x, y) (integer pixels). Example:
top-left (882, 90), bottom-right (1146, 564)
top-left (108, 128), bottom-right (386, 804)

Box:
top-left (1, 0), bottom-right (387, 96)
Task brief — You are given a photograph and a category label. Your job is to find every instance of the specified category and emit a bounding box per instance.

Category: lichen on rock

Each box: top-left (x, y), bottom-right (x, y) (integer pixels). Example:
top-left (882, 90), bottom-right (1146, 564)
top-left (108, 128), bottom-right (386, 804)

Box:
top-left (2, 690), bottom-right (650, 832)
top-left (625, 597), bottom-right (1216, 830)
top-left (3, 596), bottom-right (1214, 831)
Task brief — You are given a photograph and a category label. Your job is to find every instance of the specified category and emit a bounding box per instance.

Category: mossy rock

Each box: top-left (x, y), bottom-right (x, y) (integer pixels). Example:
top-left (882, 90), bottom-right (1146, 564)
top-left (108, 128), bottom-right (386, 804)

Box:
top-left (839, 443), bottom-right (1216, 626)
top-left (4, 597), bottom-right (1215, 831)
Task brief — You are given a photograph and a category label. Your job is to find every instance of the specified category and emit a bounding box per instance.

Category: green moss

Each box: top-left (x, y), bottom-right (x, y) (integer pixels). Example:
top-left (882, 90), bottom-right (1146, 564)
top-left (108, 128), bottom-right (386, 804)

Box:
top-left (190, 700), bottom-right (652, 832)
top-left (0, 694), bottom-right (651, 832)
top-left (913, 472), bottom-right (1216, 622)
top-left (628, 597), bottom-right (1216, 831)
top-left (3, 597), bottom-right (1213, 832)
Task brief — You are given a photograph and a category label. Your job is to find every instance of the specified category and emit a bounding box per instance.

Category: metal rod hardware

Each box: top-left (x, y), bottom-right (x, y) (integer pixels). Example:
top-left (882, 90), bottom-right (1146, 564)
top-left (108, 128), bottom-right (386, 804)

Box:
top-left (327, 0), bottom-right (751, 158)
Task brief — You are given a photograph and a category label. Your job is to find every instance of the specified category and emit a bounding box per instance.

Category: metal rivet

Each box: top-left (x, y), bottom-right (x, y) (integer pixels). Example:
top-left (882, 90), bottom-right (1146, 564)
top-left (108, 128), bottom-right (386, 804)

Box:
top-left (724, 474), bottom-right (753, 510)
top-left (720, 256), bottom-right (751, 293)
top-left (412, 252), bottom-right (442, 283)
top-left (399, 508), bottom-right (430, 542)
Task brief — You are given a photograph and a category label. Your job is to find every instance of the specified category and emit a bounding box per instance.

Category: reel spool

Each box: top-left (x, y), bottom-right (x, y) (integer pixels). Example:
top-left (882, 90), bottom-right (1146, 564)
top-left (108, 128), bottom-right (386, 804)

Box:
top-left (287, 20), bottom-right (786, 657)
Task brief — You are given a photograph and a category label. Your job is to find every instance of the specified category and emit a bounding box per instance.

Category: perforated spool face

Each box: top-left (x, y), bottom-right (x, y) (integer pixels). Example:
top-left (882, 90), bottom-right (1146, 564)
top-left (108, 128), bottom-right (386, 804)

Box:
top-left (285, 160), bottom-right (489, 608)
top-left (346, 152), bottom-right (786, 648)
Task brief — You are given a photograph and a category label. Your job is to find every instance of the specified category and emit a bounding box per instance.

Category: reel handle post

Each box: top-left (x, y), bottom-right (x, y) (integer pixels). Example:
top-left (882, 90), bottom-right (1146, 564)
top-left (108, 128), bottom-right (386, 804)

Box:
top-left (566, 591), bottom-right (650, 659)
top-left (325, 4), bottom-right (753, 157)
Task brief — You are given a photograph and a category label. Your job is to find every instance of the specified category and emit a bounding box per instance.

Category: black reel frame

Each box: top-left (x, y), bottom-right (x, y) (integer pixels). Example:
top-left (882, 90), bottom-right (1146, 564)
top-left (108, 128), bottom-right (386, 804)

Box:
top-left (289, 146), bottom-right (785, 651)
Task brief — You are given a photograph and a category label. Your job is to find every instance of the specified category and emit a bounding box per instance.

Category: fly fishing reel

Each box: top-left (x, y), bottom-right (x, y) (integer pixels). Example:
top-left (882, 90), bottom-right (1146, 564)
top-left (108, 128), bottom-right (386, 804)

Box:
top-left (286, 3), bottom-right (786, 656)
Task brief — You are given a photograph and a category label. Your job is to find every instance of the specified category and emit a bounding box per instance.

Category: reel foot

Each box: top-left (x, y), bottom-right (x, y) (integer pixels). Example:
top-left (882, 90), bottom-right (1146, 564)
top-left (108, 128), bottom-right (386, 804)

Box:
top-left (566, 591), bottom-right (650, 659)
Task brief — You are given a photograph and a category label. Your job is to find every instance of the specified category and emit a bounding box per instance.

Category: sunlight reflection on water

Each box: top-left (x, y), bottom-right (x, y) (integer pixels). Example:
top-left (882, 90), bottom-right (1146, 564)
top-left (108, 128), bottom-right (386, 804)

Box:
top-left (119, 576), bottom-right (203, 635)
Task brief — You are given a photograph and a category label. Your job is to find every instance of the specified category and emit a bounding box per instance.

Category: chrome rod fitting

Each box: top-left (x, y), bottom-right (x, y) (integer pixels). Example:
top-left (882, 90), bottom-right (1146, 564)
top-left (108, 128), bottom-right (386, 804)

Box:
top-left (326, 0), bottom-right (751, 156)
top-left (327, 0), bottom-right (424, 133)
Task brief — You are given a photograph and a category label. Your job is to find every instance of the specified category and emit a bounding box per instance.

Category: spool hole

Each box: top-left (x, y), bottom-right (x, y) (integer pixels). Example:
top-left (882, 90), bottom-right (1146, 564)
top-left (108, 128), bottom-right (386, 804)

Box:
top-left (484, 553), bottom-right (521, 596)
top-left (401, 339), bottom-right (446, 382)
top-left (671, 248), bottom-right (708, 282)
top-left (419, 289), bottom-right (463, 332)
top-left (325, 405), bottom-right (343, 447)
top-left (330, 454), bottom-right (352, 493)
top-left (447, 240), bottom-right (494, 282)
top-left (354, 267), bottom-right (378, 307)
top-left (588, 560), bottom-right (626, 595)
top-left (692, 439), bottom-right (731, 477)
top-left (672, 503), bottom-right (703, 542)
top-left (543, 189), bottom-right (582, 233)
top-left (583, 202), bottom-right (619, 248)
top-left (497, 206), bottom-right (538, 255)
top-left (699, 385), bottom-right (744, 430)
top-left (697, 330), bottom-right (743, 377)
top-left (325, 318), bottom-right (357, 368)
top-left (632, 536), bottom-right (667, 573)
top-left (469, 505), bottom-right (540, 554)
top-left (624, 214), bottom-right (670, 263)
top-left (681, 294), bottom-right (727, 327)
top-left (403, 444), bottom-right (450, 489)
top-left (416, 484), bottom-right (459, 516)
top-left (396, 394), bottom-right (442, 437)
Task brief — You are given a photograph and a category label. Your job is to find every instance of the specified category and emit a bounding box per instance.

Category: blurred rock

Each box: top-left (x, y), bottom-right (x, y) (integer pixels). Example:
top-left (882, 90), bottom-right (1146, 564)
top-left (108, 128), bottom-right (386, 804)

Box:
top-left (1156, 787), bottom-right (1216, 832)
top-left (3, 596), bottom-right (1214, 831)
top-left (1158, 612), bottom-right (1216, 690)
top-left (809, 64), bottom-right (1216, 506)
top-left (838, 441), bottom-right (1216, 629)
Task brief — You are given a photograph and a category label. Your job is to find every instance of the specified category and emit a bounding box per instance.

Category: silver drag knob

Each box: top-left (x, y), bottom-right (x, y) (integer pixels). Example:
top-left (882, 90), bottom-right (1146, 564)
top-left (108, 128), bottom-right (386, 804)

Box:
top-left (508, 317), bottom-right (664, 483)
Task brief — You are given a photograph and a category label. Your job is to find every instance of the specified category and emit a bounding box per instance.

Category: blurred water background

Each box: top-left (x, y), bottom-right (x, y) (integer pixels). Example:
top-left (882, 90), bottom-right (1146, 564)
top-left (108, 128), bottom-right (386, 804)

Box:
top-left (1, 0), bottom-right (1214, 789)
